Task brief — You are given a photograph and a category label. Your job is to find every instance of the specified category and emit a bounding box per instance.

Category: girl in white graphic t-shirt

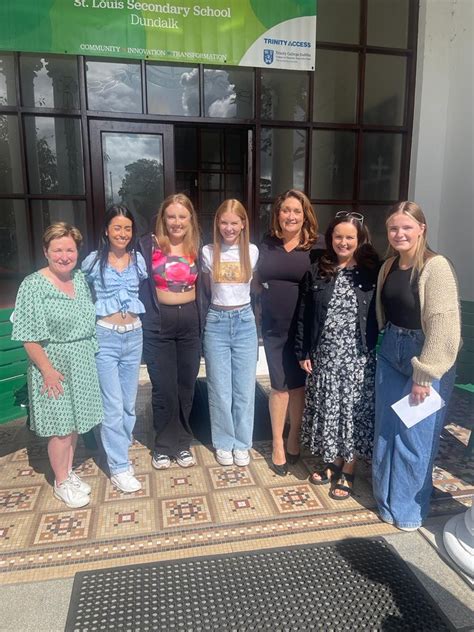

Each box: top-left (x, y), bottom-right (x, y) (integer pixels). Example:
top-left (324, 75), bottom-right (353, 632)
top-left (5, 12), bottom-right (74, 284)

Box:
top-left (202, 199), bottom-right (259, 467)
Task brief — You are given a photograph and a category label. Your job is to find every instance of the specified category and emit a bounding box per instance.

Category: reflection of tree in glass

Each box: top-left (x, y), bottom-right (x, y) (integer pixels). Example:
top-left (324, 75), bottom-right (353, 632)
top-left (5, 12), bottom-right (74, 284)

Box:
top-left (204, 69), bottom-right (237, 117)
top-left (1, 117), bottom-right (58, 194)
top-left (0, 204), bottom-right (16, 272)
top-left (37, 136), bottom-right (58, 193)
top-left (0, 118), bottom-right (17, 270)
top-left (261, 72), bottom-right (307, 121)
top-left (260, 128), bottom-right (306, 198)
top-left (260, 73), bottom-right (307, 196)
top-left (86, 62), bottom-right (141, 112)
top-left (0, 115), bottom-right (11, 188)
top-left (181, 68), bottom-right (200, 116)
top-left (118, 158), bottom-right (163, 235)
top-left (0, 55), bottom-right (19, 107)
top-left (148, 65), bottom-right (199, 116)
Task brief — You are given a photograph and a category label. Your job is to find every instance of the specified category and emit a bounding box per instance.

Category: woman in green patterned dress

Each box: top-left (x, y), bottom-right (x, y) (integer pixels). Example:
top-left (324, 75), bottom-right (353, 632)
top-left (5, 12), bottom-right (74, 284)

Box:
top-left (12, 223), bottom-right (103, 509)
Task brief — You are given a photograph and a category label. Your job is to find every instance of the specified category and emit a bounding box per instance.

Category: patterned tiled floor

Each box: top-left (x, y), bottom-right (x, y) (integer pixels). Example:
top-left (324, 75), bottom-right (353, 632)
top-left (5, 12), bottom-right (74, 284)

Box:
top-left (0, 382), bottom-right (471, 585)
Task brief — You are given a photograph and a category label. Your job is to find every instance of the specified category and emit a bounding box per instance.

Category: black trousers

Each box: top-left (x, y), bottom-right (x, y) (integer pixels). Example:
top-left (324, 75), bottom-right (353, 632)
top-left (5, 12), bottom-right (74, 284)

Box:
top-left (142, 302), bottom-right (201, 455)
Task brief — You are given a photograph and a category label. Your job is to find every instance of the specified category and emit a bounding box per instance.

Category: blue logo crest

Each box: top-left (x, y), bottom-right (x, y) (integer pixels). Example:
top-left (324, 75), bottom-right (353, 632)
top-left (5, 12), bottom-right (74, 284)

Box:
top-left (263, 49), bottom-right (274, 65)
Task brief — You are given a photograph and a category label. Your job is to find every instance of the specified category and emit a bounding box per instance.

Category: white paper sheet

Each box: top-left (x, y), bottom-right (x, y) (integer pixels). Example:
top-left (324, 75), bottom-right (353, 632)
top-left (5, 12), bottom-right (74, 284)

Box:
top-left (391, 388), bottom-right (445, 428)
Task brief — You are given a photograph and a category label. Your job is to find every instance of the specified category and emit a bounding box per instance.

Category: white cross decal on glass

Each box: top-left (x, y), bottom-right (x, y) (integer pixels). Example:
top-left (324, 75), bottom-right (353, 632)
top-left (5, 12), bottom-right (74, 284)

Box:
top-left (371, 155), bottom-right (389, 180)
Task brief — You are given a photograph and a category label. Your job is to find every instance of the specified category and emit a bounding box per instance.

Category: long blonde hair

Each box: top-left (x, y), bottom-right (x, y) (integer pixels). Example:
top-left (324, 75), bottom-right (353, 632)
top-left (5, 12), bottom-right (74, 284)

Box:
top-left (212, 199), bottom-right (252, 283)
top-left (154, 193), bottom-right (200, 260)
top-left (386, 201), bottom-right (436, 280)
top-left (271, 189), bottom-right (318, 250)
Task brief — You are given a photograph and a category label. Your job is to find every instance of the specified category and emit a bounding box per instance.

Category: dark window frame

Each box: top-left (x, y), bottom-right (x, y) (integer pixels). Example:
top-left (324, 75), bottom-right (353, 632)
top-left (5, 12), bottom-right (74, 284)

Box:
top-left (0, 0), bottom-right (419, 296)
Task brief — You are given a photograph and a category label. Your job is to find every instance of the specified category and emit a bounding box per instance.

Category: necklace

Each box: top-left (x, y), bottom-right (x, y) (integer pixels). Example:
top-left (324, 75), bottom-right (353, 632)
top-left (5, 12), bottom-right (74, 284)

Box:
top-left (108, 251), bottom-right (130, 271)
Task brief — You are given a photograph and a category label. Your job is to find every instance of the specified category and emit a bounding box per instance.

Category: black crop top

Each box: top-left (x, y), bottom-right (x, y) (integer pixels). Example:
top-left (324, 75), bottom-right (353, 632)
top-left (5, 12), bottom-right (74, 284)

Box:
top-left (381, 258), bottom-right (422, 330)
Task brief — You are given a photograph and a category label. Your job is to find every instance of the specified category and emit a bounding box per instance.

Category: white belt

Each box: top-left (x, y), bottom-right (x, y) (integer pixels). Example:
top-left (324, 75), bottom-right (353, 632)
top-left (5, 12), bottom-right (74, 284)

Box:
top-left (97, 319), bottom-right (142, 333)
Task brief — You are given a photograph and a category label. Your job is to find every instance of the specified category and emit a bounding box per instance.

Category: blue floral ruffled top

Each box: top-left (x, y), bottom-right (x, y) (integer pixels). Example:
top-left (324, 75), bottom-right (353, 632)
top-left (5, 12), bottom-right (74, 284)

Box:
top-left (81, 250), bottom-right (148, 317)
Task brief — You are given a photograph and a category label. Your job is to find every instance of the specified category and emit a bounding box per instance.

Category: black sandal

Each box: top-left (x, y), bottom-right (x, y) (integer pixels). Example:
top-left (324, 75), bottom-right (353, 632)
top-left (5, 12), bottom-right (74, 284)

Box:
top-left (309, 463), bottom-right (341, 486)
top-left (329, 472), bottom-right (354, 500)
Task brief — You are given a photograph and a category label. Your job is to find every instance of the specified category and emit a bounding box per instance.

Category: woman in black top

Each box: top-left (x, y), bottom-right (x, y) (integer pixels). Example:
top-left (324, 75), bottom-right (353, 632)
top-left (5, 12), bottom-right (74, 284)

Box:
top-left (373, 201), bottom-right (460, 530)
top-left (257, 189), bottom-right (322, 475)
top-left (295, 213), bottom-right (379, 499)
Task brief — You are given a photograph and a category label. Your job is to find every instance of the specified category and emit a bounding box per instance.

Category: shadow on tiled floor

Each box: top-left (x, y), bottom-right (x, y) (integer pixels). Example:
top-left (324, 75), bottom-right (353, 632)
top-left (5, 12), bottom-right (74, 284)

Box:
top-left (0, 380), bottom-right (471, 585)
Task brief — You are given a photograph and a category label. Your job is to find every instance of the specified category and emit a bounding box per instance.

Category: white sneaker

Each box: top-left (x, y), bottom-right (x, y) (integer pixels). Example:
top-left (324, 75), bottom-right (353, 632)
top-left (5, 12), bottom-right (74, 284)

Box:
top-left (111, 470), bottom-right (142, 493)
top-left (175, 450), bottom-right (195, 468)
top-left (396, 525), bottom-right (419, 532)
top-left (68, 470), bottom-right (91, 495)
top-left (233, 449), bottom-right (250, 467)
top-left (216, 449), bottom-right (233, 466)
top-left (152, 452), bottom-right (171, 469)
top-left (54, 477), bottom-right (90, 508)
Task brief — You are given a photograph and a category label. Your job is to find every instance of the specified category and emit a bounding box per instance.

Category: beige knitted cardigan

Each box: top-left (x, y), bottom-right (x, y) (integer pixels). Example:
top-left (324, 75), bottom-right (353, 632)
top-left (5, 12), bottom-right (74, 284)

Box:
top-left (376, 255), bottom-right (462, 386)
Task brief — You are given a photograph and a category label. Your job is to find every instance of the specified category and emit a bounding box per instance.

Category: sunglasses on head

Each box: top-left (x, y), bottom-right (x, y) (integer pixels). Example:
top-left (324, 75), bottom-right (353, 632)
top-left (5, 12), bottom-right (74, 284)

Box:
top-left (335, 211), bottom-right (364, 225)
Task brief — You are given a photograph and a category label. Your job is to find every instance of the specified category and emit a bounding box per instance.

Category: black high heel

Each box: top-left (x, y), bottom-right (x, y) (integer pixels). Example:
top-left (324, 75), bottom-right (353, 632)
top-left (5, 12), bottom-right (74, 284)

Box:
top-left (271, 460), bottom-right (288, 476)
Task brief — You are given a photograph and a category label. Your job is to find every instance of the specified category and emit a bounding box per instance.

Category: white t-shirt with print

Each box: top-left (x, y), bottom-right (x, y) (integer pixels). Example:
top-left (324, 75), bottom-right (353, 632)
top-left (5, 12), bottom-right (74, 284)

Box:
top-left (201, 243), bottom-right (259, 306)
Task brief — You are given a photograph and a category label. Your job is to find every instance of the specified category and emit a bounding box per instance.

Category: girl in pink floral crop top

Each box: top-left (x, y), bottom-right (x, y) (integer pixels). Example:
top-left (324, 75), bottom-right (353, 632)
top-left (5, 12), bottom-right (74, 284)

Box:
top-left (140, 193), bottom-right (202, 473)
top-left (152, 249), bottom-right (198, 293)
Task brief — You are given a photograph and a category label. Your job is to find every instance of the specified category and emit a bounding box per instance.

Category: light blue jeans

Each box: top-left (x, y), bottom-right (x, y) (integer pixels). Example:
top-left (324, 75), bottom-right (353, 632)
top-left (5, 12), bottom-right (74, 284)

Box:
top-left (95, 324), bottom-right (143, 475)
top-left (203, 305), bottom-right (258, 451)
top-left (372, 322), bottom-right (456, 528)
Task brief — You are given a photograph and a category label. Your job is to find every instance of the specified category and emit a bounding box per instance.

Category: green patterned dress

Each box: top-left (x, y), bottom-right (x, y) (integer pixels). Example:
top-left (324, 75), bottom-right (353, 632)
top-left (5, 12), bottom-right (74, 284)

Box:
top-left (11, 270), bottom-right (104, 437)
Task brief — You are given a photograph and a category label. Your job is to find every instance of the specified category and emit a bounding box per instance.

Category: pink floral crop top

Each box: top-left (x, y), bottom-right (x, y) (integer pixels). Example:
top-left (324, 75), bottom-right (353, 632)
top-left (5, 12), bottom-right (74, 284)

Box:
top-left (152, 248), bottom-right (198, 293)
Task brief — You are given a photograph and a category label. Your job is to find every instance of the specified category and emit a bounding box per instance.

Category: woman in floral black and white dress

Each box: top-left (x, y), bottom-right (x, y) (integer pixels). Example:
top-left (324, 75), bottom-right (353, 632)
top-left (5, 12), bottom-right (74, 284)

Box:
top-left (295, 213), bottom-right (380, 499)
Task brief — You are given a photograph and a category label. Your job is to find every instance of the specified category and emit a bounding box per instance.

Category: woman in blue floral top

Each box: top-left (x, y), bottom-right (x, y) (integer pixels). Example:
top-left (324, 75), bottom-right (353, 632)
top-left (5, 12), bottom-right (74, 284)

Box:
top-left (82, 205), bottom-right (147, 494)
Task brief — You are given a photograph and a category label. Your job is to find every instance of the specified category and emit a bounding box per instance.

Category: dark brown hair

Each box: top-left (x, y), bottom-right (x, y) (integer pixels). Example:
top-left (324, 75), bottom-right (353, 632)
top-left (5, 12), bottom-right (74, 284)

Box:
top-left (319, 216), bottom-right (379, 278)
top-left (270, 189), bottom-right (318, 250)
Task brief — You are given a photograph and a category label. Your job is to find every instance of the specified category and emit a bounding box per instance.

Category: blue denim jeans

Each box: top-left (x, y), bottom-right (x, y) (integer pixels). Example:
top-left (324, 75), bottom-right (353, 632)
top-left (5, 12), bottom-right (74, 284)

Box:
top-left (372, 322), bottom-right (456, 528)
top-left (203, 305), bottom-right (258, 451)
top-left (95, 324), bottom-right (143, 475)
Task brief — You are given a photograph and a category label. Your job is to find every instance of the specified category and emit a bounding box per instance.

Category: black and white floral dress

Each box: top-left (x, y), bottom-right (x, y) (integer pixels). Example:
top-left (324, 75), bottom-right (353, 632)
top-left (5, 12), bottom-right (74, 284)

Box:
top-left (300, 268), bottom-right (375, 462)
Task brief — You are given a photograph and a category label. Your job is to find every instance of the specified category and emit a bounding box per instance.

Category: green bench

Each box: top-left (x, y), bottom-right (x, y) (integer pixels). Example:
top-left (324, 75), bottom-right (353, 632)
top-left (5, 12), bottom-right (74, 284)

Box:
top-left (0, 308), bottom-right (28, 425)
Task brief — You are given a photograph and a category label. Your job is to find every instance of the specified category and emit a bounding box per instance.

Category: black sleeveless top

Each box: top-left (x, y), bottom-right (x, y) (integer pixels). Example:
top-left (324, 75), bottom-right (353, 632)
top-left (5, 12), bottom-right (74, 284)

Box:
top-left (381, 257), bottom-right (422, 330)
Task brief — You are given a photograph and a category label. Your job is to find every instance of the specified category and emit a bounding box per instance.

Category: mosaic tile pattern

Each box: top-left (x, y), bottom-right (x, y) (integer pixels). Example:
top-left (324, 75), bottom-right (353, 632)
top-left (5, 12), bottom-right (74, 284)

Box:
top-left (95, 500), bottom-right (157, 539)
top-left (212, 488), bottom-right (273, 524)
top-left (0, 486), bottom-right (41, 513)
top-left (34, 509), bottom-right (92, 545)
top-left (208, 466), bottom-right (256, 490)
top-left (268, 484), bottom-right (324, 513)
top-left (0, 384), bottom-right (471, 584)
top-left (0, 514), bottom-right (34, 550)
top-left (154, 467), bottom-right (209, 498)
top-left (161, 496), bottom-right (212, 528)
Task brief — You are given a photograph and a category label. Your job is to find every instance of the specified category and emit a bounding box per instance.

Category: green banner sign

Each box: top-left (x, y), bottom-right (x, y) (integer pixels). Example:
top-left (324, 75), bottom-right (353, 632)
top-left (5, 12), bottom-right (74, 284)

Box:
top-left (0, 1), bottom-right (317, 70)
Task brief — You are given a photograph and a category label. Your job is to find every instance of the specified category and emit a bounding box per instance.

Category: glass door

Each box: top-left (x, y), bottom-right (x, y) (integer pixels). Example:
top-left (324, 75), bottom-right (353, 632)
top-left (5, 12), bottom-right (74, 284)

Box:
top-left (175, 126), bottom-right (253, 244)
top-left (89, 120), bottom-right (174, 238)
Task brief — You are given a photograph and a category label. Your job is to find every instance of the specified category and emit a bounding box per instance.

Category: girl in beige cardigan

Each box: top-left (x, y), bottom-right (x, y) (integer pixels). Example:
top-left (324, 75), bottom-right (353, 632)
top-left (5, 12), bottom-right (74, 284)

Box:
top-left (372, 201), bottom-right (461, 531)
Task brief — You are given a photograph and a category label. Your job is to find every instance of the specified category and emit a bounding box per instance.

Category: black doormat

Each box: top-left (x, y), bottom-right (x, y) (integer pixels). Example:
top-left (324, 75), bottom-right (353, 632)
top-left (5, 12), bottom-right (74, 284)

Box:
top-left (65, 539), bottom-right (453, 631)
